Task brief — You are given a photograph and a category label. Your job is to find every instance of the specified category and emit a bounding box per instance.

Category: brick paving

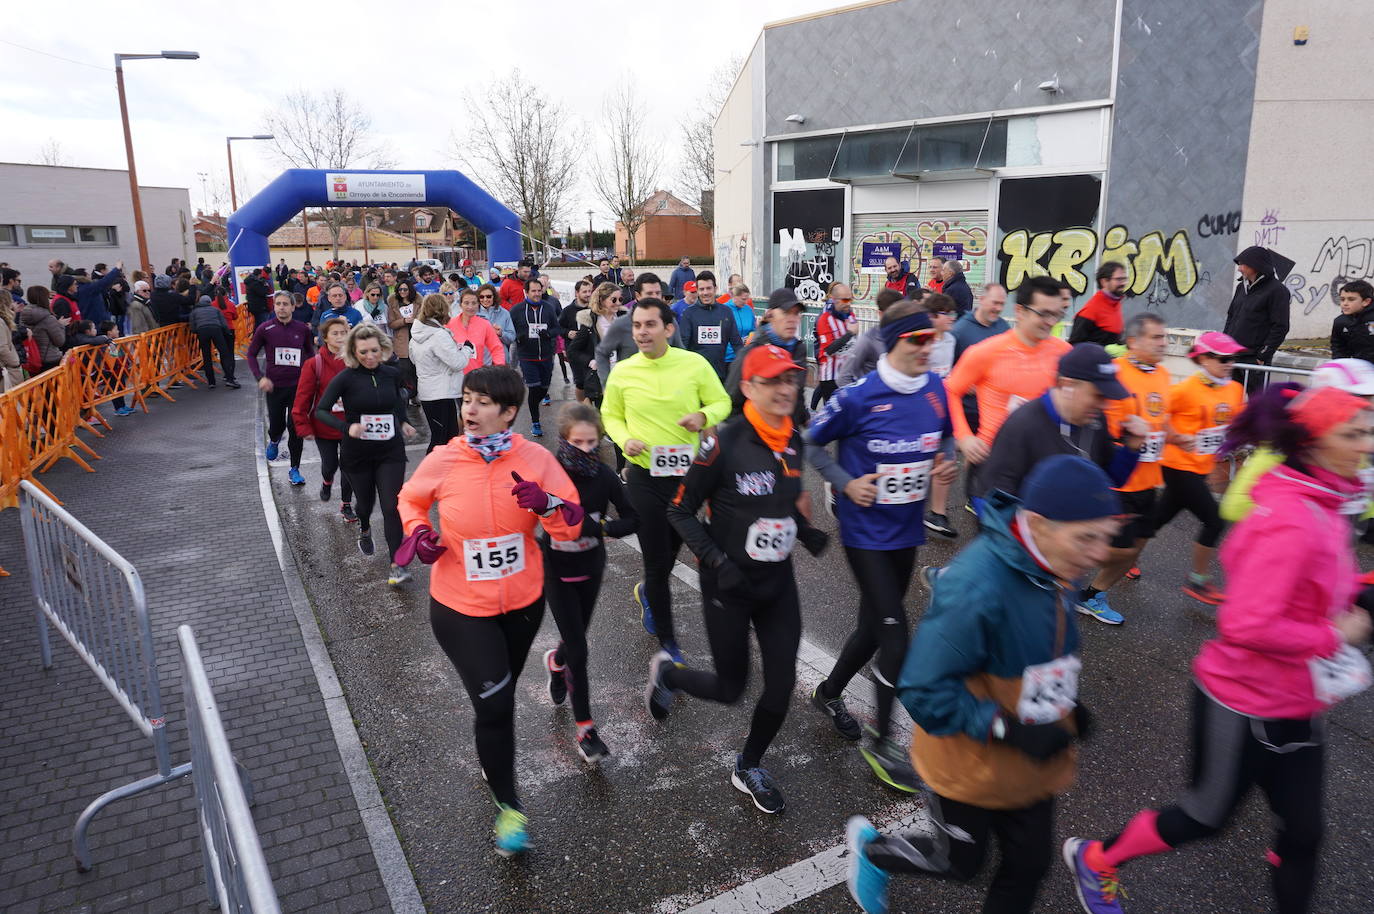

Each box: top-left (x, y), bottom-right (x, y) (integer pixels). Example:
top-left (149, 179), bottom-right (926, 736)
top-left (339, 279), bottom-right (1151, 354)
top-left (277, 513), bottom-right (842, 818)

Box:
top-left (0, 386), bottom-right (394, 913)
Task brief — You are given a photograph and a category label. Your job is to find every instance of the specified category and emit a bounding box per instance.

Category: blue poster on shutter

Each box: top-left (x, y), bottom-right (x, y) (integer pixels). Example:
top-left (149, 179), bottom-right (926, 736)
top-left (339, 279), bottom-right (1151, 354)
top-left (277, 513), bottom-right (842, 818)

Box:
top-left (861, 241), bottom-right (903, 274)
top-left (932, 242), bottom-right (964, 261)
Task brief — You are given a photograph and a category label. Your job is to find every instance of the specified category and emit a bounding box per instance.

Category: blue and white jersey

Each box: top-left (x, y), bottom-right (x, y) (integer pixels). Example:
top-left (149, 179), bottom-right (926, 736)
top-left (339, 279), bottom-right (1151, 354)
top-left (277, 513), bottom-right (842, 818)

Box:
top-left (806, 370), bottom-right (952, 550)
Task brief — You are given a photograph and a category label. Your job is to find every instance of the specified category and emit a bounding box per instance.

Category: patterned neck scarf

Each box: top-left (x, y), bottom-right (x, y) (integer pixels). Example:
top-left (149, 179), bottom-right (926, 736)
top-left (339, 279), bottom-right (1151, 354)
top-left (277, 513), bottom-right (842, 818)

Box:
top-left (558, 440), bottom-right (603, 478)
top-left (467, 429), bottom-right (513, 462)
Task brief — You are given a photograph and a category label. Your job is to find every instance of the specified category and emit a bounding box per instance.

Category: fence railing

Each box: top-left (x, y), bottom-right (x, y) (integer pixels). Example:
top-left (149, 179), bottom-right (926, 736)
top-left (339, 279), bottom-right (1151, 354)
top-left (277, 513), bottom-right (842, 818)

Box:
top-left (179, 626), bottom-right (280, 913)
top-left (1233, 361), bottom-right (1315, 389)
top-left (18, 478), bottom-right (191, 871)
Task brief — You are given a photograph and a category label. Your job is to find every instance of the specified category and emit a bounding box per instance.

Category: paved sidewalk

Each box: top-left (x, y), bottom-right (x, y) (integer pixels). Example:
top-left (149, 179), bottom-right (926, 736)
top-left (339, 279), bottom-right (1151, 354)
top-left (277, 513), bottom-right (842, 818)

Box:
top-left (0, 383), bottom-right (402, 913)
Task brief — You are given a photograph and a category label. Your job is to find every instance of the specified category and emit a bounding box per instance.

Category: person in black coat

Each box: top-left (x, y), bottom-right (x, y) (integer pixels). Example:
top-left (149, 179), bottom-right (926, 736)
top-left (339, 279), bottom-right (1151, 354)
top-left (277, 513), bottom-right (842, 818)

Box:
top-left (1223, 245), bottom-right (1290, 389)
top-left (1330, 279), bottom-right (1374, 363)
top-left (939, 261), bottom-right (973, 316)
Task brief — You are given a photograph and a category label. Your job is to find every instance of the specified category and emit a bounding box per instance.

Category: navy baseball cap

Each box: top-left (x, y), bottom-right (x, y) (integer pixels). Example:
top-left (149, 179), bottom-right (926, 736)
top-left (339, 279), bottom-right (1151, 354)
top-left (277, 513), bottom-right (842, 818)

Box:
top-left (1022, 455), bottom-right (1121, 521)
top-left (1059, 343), bottom-right (1129, 399)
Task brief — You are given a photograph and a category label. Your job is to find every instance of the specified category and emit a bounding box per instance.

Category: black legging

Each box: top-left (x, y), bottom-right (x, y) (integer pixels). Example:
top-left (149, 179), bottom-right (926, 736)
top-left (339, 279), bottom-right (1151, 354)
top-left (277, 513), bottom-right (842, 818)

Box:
top-left (420, 398), bottom-right (459, 452)
top-left (810, 379), bottom-right (838, 410)
top-left (343, 457), bottom-right (405, 560)
top-left (197, 329), bottom-right (235, 384)
top-left (527, 385), bottom-right (548, 426)
top-left (429, 598), bottom-right (544, 809)
top-left (314, 438), bottom-right (354, 503)
top-left (866, 793), bottom-right (1055, 914)
top-left (818, 545), bottom-right (917, 742)
top-left (663, 566), bottom-right (801, 769)
top-left (265, 385), bottom-right (304, 467)
top-left (544, 555), bottom-right (605, 723)
top-left (624, 466), bottom-right (685, 646)
top-left (1156, 465), bottom-right (1226, 548)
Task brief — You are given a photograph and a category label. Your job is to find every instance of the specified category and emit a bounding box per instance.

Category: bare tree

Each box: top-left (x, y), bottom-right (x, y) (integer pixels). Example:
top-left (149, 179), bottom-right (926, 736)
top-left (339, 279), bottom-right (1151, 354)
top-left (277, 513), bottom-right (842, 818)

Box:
top-left (449, 70), bottom-right (582, 258)
top-left (676, 57), bottom-right (743, 231)
top-left (262, 89), bottom-right (393, 259)
top-left (593, 80), bottom-right (663, 265)
top-left (38, 137), bottom-right (68, 167)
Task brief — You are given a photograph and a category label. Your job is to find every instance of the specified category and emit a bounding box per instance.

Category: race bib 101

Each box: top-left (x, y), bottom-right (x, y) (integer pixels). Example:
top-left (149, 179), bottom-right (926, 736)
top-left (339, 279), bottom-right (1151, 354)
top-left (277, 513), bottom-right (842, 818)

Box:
top-left (650, 444), bottom-right (694, 477)
top-left (875, 460), bottom-right (932, 505)
top-left (274, 347), bottom-right (302, 367)
top-left (464, 533), bottom-right (525, 581)
top-left (359, 413), bottom-right (395, 441)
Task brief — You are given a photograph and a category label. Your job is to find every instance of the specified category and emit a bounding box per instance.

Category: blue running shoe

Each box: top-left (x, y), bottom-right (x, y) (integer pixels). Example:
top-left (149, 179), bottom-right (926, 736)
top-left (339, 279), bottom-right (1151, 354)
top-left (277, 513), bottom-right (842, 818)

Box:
top-left (1075, 592), bottom-right (1124, 625)
top-left (530, 421), bottom-right (543, 437)
top-left (731, 754), bottom-right (785, 813)
top-left (265, 439), bottom-right (280, 461)
top-left (287, 467), bottom-right (306, 486)
top-left (114, 406), bottom-right (135, 417)
top-left (662, 638), bottom-right (684, 666)
top-left (1062, 837), bottom-right (1125, 913)
top-left (494, 804), bottom-right (528, 857)
top-left (633, 581), bottom-right (656, 636)
top-left (846, 816), bottom-right (890, 914)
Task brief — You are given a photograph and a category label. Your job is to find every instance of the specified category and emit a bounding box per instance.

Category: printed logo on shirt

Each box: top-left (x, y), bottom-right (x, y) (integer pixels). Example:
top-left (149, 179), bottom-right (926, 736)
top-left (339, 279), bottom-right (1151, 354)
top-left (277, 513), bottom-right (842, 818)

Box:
top-left (735, 470), bottom-right (776, 496)
top-left (924, 390), bottom-right (946, 420)
top-left (868, 438), bottom-right (930, 455)
top-left (1213, 402), bottom-right (1235, 425)
top-left (870, 403), bottom-right (894, 413)
top-left (1146, 391), bottom-right (1165, 417)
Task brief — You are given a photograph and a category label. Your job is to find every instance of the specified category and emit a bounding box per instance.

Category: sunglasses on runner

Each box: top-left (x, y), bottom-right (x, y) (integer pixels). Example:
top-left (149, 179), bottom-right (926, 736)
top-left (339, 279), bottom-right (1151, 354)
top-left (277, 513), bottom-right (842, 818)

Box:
top-left (835, 297), bottom-right (853, 304)
top-left (479, 293), bottom-right (494, 299)
top-left (1213, 355), bottom-right (1238, 364)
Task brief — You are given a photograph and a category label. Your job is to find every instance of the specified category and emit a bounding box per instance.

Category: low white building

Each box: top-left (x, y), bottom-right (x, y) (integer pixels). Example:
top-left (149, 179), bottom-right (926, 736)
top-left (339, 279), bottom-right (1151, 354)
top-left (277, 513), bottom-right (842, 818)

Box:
top-left (0, 163), bottom-right (193, 285)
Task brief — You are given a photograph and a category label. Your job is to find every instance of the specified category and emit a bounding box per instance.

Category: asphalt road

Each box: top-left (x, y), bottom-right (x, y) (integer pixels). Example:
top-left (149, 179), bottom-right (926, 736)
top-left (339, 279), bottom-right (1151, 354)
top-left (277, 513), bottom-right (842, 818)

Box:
top-left (267, 371), bottom-right (1374, 914)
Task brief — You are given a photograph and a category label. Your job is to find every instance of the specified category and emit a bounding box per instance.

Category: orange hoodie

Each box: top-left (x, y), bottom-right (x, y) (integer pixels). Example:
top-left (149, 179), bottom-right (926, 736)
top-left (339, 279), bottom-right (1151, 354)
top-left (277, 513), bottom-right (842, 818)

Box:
top-left (399, 435), bottom-right (582, 616)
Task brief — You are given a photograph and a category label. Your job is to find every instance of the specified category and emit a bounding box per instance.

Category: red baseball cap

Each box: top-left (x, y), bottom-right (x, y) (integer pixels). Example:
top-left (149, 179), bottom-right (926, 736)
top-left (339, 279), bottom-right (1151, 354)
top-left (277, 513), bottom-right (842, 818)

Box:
top-left (683, 280), bottom-right (697, 293)
top-left (742, 344), bottom-right (804, 379)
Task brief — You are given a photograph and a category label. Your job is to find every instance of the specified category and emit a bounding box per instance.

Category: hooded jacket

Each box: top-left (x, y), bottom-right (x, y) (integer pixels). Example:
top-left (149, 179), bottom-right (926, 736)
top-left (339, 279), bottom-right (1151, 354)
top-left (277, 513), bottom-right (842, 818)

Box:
top-left (446, 312), bottom-right (505, 371)
top-left (150, 288), bottom-right (193, 326)
top-left (673, 299), bottom-right (744, 378)
top-left (1223, 246), bottom-right (1290, 363)
top-left (1194, 463), bottom-right (1365, 719)
top-left (409, 318), bottom-right (472, 401)
top-left (509, 298), bottom-right (562, 362)
top-left (292, 347), bottom-right (348, 440)
top-left (897, 491), bottom-right (1084, 809)
top-left (20, 303), bottom-right (66, 365)
top-left (189, 300), bottom-right (229, 335)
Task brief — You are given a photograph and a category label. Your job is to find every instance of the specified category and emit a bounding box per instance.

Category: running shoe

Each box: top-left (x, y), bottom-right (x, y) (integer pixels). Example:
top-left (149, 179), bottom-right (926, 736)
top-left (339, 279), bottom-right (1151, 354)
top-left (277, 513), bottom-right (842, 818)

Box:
top-left (265, 439), bottom-right (280, 461)
top-left (225, 380), bottom-right (241, 389)
top-left (493, 804), bottom-right (529, 857)
top-left (387, 564), bottom-right (412, 586)
top-left (1182, 579), bottom-right (1225, 605)
top-left (319, 481), bottom-right (332, 502)
top-left (859, 730), bottom-right (921, 793)
top-left (1124, 566), bottom-right (1142, 581)
top-left (358, 530), bottom-right (375, 556)
top-left (541, 396), bottom-right (551, 406)
top-left (207, 382), bottom-right (216, 389)
top-left (576, 727), bottom-right (610, 763)
top-left (1075, 592), bottom-right (1125, 625)
top-left (288, 467), bottom-right (306, 487)
top-left (924, 512), bottom-right (957, 538)
top-left (113, 407), bottom-right (135, 417)
top-left (633, 581), bottom-right (656, 636)
top-left (731, 755), bottom-right (785, 814)
top-left (918, 565), bottom-right (943, 591)
top-left (662, 638), bottom-right (685, 666)
top-left (1062, 837), bottom-right (1125, 913)
top-left (811, 686), bottom-right (862, 741)
top-left (645, 649), bottom-right (676, 721)
top-left (340, 502), bottom-right (358, 523)
top-left (544, 649), bottom-right (568, 707)
top-left (530, 421), bottom-right (543, 437)
top-left (846, 815), bottom-right (890, 914)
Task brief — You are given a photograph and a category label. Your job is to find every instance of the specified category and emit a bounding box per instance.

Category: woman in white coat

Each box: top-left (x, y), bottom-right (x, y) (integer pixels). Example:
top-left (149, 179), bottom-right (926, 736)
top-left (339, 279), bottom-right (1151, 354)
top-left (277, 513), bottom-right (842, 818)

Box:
top-left (408, 293), bottom-right (473, 451)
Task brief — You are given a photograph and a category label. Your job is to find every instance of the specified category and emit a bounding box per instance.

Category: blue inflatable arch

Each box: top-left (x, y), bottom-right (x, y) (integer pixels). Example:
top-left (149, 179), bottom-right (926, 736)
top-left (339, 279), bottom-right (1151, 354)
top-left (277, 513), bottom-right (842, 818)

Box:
top-left (226, 168), bottom-right (522, 291)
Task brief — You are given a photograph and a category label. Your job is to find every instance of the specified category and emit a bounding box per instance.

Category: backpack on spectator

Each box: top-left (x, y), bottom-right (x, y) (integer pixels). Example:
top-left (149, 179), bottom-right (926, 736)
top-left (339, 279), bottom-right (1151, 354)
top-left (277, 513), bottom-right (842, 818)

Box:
top-left (21, 331), bottom-right (41, 374)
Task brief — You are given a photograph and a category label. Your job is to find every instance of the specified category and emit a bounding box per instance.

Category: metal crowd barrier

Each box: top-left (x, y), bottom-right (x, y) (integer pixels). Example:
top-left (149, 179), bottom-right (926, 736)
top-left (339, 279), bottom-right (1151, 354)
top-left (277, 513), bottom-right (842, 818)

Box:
top-left (179, 625), bottom-right (280, 913)
top-left (18, 479), bottom-right (190, 870)
top-left (1233, 361), bottom-right (1315, 390)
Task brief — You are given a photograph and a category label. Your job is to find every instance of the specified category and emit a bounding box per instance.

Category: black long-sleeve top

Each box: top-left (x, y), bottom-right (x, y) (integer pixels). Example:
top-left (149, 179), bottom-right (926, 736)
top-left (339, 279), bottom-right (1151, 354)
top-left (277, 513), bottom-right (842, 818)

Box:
top-left (314, 363), bottom-right (408, 459)
top-left (541, 461), bottom-right (640, 576)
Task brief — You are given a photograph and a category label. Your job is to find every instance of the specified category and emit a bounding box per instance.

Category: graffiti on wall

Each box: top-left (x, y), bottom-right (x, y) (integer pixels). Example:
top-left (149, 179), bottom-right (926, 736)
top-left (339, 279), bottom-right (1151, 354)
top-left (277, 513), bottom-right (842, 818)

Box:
top-left (1197, 210), bottom-right (1241, 238)
top-left (848, 217), bottom-right (989, 301)
top-left (779, 228), bottom-right (838, 303)
top-left (1254, 209), bottom-right (1286, 248)
top-left (1284, 234), bottom-right (1374, 316)
top-left (997, 224), bottom-right (1200, 297)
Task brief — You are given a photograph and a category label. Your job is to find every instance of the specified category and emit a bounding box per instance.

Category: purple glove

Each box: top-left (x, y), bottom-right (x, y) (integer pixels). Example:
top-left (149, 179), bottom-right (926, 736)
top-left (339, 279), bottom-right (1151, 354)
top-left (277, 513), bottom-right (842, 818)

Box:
top-left (395, 525), bottom-right (447, 566)
top-left (511, 472), bottom-right (551, 513)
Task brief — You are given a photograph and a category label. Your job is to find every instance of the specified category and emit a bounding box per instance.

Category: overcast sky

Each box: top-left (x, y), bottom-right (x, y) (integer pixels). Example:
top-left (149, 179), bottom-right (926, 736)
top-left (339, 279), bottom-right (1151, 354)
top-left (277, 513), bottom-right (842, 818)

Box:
top-left (3, 0), bottom-right (839, 231)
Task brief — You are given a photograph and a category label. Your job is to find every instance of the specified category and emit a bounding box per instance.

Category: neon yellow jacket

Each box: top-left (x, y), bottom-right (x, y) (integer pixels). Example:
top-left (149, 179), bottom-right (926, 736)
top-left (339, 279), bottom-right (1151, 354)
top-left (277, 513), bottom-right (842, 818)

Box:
top-left (602, 346), bottom-right (732, 470)
top-left (1221, 446), bottom-right (1374, 521)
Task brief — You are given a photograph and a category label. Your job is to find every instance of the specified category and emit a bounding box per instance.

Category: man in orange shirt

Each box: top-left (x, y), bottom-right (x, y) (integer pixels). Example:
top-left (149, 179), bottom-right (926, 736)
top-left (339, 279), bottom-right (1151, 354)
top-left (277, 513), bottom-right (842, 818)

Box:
top-left (943, 275), bottom-right (1073, 514)
top-left (1076, 312), bottom-right (1173, 623)
top-left (1148, 331), bottom-right (1247, 605)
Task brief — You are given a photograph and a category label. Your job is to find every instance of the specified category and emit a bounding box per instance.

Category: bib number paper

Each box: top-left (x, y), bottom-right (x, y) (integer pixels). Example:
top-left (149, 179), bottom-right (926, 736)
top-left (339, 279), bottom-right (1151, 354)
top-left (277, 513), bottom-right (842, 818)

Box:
top-left (1339, 466), bottom-right (1374, 515)
top-left (1310, 644), bottom-right (1373, 705)
top-left (528, 322), bottom-right (546, 340)
top-left (697, 325), bottom-right (722, 346)
top-left (1017, 654), bottom-right (1081, 725)
top-left (1139, 431), bottom-right (1166, 463)
top-left (650, 444), bottom-right (694, 477)
top-left (400, 305), bottom-right (414, 319)
top-left (359, 413), bottom-right (395, 441)
top-left (274, 347), bottom-right (301, 367)
top-left (1194, 426), bottom-right (1226, 456)
top-left (464, 533), bottom-right (526, 581)
top-left (745, 517), bottom-right (797, 562)
top-left (875, 460), bottom-right (932, 505)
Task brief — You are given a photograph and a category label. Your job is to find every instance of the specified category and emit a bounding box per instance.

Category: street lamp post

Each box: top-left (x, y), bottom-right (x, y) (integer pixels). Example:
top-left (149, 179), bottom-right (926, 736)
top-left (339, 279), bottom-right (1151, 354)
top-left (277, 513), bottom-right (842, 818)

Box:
top-left (114, 50), bottom-right (199, 274)
top-left (226, 134), bottom-right (274, 210)
top-left (586, 209), bottom-right (594, 260)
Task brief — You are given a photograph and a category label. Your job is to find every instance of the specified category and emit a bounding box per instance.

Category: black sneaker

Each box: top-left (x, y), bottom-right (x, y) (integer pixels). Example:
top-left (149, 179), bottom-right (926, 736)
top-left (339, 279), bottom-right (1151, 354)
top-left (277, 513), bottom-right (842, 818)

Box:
top-left (732, 755), bottom-right (785, 814)
top-left (340, 503), bottom-right (358, 523)
top-left (319, 481), bottom-right (332, 502)
top-left (544, 649), bottom-right (568, 707)
top-left (225, 380), bottom-right (241, 389)
top-left (207, 382), bottom-right (216, 389)
top-left (811, 686), bottom-right (862, 741)
top-left (924, 512), bottom-right (957, 538)
top-left (859, 728), bottom-right (921, 793)
top-left (576, 727), bottom-right (610, 763)
top-left (645, 650), bottom-right (676, 721)
top-left (358, 530), bottom-right (375, 556)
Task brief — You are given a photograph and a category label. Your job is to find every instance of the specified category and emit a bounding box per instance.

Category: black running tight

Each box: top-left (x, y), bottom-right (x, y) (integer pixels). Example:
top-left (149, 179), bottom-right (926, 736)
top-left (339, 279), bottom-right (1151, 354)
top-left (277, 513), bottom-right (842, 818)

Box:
top-left (664, 567), bottom-right (801, 769)
top-left (420, 398), bottom-right (459, 452)
top-left (265, 385), bottom-right (304, 467)
top-left (429, 599), bottom-right (544, 809)
top-left (314, 438), bottom-right (353, 503)
top-left (1156, 466), bottom-right (1226, 548)
top-left (343, 458), bottom-right (405, 560)
top-left (819, 545), bottom-right (916, 741)
top-left (527, 385), bottom-right (548, 426)
top-left (810, 379), bottom-right (838, 410)
top-left (545, 559), bottom-right (604, 723)
top-left (624, 467), bottom-right (685, 646)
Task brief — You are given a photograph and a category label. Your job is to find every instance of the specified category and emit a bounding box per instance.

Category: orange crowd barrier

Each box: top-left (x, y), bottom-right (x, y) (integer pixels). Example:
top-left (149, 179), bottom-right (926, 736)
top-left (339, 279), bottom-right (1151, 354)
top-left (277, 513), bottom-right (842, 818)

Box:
top-left (138, 325), bottom-right (203, 403)
top-left (63, 336), bottom-right (149, 433)
top-left (234, 304), bottom-right (255, 358)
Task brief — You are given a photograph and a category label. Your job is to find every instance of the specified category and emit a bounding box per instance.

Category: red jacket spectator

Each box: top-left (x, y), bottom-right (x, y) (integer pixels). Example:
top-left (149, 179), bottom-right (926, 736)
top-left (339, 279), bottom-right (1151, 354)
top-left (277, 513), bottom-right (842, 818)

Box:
top-left (499, 274), bottom-right (525, 310)
top-left (212, 295), bottom-right (237, 334)
top-left (292, 347), bottom-right (348, 439)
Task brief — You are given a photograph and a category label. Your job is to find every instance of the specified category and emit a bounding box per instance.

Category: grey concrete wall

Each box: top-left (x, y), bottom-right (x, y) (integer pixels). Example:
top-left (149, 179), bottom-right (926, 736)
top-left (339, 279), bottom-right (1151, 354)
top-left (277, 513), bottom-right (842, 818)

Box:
top-left (1104, 0), bottom-right (1263, 329)
top-left (762, 0), bottom-right (1116, 136)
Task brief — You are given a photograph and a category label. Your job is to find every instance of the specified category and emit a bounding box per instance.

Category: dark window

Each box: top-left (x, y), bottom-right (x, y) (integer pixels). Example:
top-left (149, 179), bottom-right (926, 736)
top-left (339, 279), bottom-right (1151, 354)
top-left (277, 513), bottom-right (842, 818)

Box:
top-left (776, 135), bottom-right (842, 181)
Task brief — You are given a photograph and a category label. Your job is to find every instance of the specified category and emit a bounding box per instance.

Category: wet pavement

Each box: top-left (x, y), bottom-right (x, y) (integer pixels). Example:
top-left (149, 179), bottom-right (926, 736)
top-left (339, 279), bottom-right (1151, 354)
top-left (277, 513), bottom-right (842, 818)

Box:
top-left (268, 372), bottom-right (1374, 914)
